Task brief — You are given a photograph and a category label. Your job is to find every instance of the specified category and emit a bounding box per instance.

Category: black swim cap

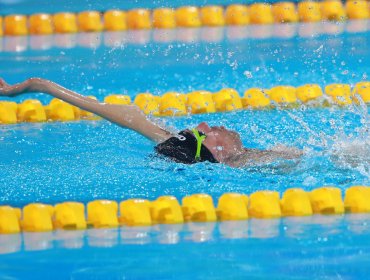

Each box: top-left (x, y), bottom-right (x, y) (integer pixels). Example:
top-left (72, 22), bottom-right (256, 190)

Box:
top-left (155, 130), bottom-right (218, 164)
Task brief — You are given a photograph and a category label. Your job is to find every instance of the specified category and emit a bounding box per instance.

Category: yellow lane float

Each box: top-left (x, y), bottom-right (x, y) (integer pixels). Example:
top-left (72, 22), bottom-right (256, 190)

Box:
top-left (0, 206), bottom-right (21, 234)
top-left (325, 84), bottom-right (352, 105)
top-left (296, 84), bottom-right (323, 103)
top-left (182, 194), bottom-right (217, 222)
top-left (29, 14), bottom-right (53, 35)
top-left (298, 1), bottom-right (322, 22)
top-left (17, 99), bottom-right (47, 122)
top-left (217, 193), bottom-right (249, 221)
top-left (175, 6), bottom-right (202, 27)
top-left (127, 9), bottom-right (152, 30)
top-left (104, 10), bottom-right (127, 31)
top-left (321, 0), bottom-right (347, 21)
top-left (1, 185), bottom-right (370, 233)
top-left (1, 101), bottom-right (18, 112)
top-left (310, 187), bottom-right (344, 214)
top-left (104, 94), bottom-right (131, 105)
top-left (281, 188), bottom-right (313, 216)
top-left (272, 2), bottom-right (299, 23)
top-left (213, 88), bottom-right (243, 112)
top-left (0, 101), bottom-right (17, 124)
top-left (269, 86), bottom-right (297, 104)
top-left (249, 191), bottom-right (282, 218)
top-left (344, 186), bottom-right (370, 213)
top-left (242, 88), bottom-right (271, 108)
top-left (77, 11), bottom-right (103, 32)
top-left (159, 92), bottom-right (187, 116)
top-left (53, 13), bottom-right (78, 33)
top-left (153, 8), bottom-right (176, 29)
top-left (22, 203), bottom-right (54, 232)
top-left (352, 82), bottom-right (370, 103)
top-left (45, 98), bottom-right (76, 121)
top-left (200, 6), bottom-right (225, 26)
top-left (4, 15), bottom-right (28, 36)
top-left (186, 90), bottom-right (216, 114)
top-left (151, 196), bottom-right (184, 224)
top-left (119, 199), bottom-right (152, 226)
top-left (345, 0), bottom-right (369, 19)
top-left (225, 4), bottom-right (250, 25)
top-left (87, 200), bottom-right (119, 228)
top-left (134, 93), bottom-right (160, 115)
top-left (54, 202), bottom-right (87, 230)
top-left (249, 3), bottom-right (274, 24)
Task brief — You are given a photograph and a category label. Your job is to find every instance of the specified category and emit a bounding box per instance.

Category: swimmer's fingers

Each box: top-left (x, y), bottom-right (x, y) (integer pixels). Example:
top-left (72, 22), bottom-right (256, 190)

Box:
top-left (0, 78), bottom-right (10, 94)
top-left (0, 78), bottom-right (16, 96)
top-left (0, 78), bottom-right (8, 86)
top-left (0, 78), bottom-right (31, 97)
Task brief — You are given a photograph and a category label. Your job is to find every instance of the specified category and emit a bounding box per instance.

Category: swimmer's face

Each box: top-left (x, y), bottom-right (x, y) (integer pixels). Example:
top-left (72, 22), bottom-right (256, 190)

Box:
top-left (196, 122), bottom-right (243, 162)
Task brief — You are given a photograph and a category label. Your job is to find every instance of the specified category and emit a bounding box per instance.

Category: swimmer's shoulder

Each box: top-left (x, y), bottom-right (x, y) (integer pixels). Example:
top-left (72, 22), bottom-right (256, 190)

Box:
top-left (225, 147), bottom-right (303, 168)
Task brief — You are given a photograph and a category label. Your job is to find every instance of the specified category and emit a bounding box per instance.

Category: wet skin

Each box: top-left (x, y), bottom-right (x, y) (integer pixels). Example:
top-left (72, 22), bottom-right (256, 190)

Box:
top-left (195, 122), bottom-right (245, 163)
top-left (195, 122), bottom-right (303, 166)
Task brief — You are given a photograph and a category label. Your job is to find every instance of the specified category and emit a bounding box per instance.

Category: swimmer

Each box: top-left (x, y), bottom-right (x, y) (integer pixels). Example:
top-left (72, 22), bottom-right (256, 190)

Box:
top-left (0, 78), bottom-right (302, 167)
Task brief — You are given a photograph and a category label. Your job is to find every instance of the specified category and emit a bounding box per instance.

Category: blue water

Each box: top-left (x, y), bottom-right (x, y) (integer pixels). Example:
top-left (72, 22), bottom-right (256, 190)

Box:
top-left (1, 23), bottom-right (370, 99)
top-left (1, 22), bottom-right (370, 278)
top-left (0, 108), bottom-right (370, 207)
top-left (1, 216), bottom-right (370, 279)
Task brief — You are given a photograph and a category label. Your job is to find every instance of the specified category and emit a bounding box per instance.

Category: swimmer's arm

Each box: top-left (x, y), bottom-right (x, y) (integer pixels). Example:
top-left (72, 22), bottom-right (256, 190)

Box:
top-left (225, 147), bottom-right (303, 168)
top-left (0, 78), bottom-right (172, 143)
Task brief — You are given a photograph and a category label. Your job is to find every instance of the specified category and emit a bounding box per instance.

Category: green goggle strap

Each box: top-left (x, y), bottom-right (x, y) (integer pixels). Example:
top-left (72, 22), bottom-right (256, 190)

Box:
top-left (191, 129), bottom-right (206, 161)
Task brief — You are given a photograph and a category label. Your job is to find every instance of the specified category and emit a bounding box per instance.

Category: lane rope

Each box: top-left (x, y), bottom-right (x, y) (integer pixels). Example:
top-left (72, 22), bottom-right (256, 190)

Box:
top-left (1, 82), bottom-right (369, 125)
top-left (0, 1), bottom-right (369, 37)
top-left (0, 186), bottom-right (369, 233)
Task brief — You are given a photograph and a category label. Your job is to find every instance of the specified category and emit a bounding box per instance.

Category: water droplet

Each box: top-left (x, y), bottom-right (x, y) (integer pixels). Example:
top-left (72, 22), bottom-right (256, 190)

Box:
top-left (244, 71), bottom-right (253, 79)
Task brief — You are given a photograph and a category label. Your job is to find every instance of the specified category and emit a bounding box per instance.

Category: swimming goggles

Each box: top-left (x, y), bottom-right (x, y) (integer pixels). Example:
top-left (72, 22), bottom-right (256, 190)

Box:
top-left (191, 128), bottom-right (207, 161)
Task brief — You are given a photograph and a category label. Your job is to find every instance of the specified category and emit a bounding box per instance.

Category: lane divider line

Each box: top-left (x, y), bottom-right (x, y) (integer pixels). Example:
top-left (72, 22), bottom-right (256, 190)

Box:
top-left (0, 1), bottom-right (369, 37)
top-left (0, 186), bottom-right (369, 233)
top-left (1, 82), bottom-right (369, 125)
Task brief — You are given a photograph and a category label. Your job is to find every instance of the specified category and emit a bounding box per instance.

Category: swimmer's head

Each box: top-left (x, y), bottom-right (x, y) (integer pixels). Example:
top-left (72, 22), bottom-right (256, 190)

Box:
top-left (155, 129), bottom-right (218, 164)
top-left (155, 122), bottom-right (244, 164)
top-left (195, 122), bottom-right (244, 162)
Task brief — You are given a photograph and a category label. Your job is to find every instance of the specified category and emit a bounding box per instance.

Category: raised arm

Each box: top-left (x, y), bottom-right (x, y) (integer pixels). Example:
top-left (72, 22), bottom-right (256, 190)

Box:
top-left (0, 78), bottom-right (172, 143)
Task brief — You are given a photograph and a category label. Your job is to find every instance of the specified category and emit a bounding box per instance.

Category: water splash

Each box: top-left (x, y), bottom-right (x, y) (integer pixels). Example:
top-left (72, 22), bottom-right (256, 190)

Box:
top-left (287, 102), bottom-right (370, 179)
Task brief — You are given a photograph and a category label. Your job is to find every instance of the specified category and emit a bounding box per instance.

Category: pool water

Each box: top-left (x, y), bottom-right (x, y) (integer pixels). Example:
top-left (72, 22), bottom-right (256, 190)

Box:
top-left (0, 108), bottom-right (369, 207)
top-left (1, 215), bottom-right (370, 279)
top-left (1, 21), bottom-right (370, 278)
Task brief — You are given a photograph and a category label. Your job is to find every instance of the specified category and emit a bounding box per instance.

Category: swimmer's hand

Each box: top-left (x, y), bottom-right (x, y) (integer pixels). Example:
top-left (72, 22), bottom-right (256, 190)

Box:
top-left (0, 77), bottom-right (40, 97)
top-left (1, 77), bottom-right (171, 142)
